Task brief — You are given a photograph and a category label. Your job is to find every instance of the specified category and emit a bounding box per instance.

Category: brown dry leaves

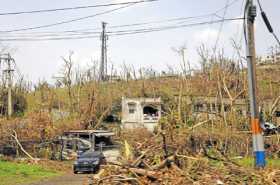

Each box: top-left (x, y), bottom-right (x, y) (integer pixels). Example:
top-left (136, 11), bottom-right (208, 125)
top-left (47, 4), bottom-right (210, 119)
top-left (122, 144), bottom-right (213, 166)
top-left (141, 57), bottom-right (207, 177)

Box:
top-left (93, 128), bottom-right (280, 185)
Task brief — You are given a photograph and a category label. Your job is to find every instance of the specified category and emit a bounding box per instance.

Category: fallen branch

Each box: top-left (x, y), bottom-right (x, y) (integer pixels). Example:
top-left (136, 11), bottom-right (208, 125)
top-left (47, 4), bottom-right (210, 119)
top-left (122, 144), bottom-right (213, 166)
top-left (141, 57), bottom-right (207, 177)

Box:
top-left (151, 155), bottom-right (175, 170)
top-left (129, 168), bottom-right (159, 180)
top-left (131, 150), bottom-right (149, 167)
top-left (189, 120), bottom-right (210, 131)
top-left (10, 130), bottom-right (35, 161)
top-left (93, 107), bottom-right (111, 130)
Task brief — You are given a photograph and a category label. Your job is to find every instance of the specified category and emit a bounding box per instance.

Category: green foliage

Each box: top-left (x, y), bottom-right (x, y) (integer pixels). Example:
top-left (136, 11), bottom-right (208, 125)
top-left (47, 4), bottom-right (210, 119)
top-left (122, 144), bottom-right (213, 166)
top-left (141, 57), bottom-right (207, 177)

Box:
top-left (234, 157), bottom-right (280, 168)
top-left (0, 90), bottom-right (27, 116)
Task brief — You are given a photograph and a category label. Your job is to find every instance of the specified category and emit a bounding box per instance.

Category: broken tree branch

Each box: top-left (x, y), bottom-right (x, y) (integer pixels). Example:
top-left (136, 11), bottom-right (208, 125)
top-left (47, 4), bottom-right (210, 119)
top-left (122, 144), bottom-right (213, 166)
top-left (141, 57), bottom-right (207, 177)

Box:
top-left (10, 130), bottom-right (35, 161)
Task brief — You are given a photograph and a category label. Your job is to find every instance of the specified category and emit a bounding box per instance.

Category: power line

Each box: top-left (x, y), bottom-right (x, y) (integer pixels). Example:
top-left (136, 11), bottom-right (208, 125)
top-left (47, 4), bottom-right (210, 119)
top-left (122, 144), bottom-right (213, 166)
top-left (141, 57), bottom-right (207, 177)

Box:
top-left (109, 14), bottom-right (213, 28)
top-left (2, 31), bottom-right (101, 38)
top-left (237, 0), bottom-right (246, 43)
top-left (0, 0), bottom-right (242, 37)
top-left (0, 18), bottom-right (244, 42)
top-left (0, 35), bottom-right (100, 41)
top-left (0, 0), bottom-right (240, 34)
top-left (0, 0), bottom-right (158, 16)
top-left (109, 18), bottom-right (243, 35)
top-left (214, 0), bottom-right (241, 14)
top-left (213, 0), bottom-right (231, 53)
top-left (0, 15), bottom-right (214, 37)
top-left (0, 2), bottom-right (148, 33)
top-left (256, 0), bottom-right (280, 46)
top-left (1, 15), bottom-right (215, 38)
top-left (203, 0), bottom-right (241, 44)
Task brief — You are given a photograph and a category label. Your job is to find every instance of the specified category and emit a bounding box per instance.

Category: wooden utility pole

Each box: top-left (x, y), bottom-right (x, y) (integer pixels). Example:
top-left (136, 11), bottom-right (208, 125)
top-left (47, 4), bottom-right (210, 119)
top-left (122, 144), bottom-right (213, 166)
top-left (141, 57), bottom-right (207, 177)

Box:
top-left (7, 56), bottom-right (13, 117)
top-left (99, 22), bottom-right (108, 81)
top-left (1, 54), bottom-right (14, 118)
top-left (245, 0), bottom-right (265, 167)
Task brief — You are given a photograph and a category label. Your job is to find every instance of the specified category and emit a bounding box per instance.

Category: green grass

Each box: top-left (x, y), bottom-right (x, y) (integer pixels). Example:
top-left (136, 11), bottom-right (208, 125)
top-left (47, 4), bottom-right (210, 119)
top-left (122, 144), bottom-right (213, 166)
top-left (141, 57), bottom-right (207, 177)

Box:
top-left (0, 160), bottom-right (61, 185)
top-left (234, 157), bottom-right (280, 168)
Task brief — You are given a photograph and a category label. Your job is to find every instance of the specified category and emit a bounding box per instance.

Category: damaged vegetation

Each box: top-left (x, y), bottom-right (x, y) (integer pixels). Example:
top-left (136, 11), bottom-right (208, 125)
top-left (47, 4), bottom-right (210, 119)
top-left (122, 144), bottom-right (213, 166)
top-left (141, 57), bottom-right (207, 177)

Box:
top-left (0, 45), bottom-right (280, 184)
top-left (93, 128), bottom-right (280, 185)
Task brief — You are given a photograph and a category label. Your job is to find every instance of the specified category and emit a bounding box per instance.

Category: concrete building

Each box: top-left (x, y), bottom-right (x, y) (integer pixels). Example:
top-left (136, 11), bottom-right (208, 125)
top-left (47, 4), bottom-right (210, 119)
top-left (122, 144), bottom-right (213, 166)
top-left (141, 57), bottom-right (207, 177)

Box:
top-left (259, 52), bottom-right (280, 65)
top-left (121, 97), bottom-right (161, 131)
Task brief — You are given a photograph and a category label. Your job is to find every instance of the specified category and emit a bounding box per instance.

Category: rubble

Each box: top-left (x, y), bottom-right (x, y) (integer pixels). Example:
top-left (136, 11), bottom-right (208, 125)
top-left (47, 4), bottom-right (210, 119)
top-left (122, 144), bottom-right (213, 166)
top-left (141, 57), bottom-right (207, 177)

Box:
top-left (91, 128), bottom-right (280, 185)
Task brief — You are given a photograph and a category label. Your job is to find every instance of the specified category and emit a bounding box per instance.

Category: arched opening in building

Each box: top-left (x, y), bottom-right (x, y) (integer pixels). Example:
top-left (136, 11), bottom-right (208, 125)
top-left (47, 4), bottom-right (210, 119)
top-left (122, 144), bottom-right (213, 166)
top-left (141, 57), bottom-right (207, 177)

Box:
top-left (143, 105), bottom-right (159, 120)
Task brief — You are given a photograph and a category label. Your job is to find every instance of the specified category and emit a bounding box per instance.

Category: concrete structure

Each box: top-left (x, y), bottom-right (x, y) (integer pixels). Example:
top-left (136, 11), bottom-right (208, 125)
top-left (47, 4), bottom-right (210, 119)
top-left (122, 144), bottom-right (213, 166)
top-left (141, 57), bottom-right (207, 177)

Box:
top-left (63, 130), bottom-right (115, 150)
top-left (121, 97), bottom-right (161, 131)
top-left (261, 53), bottom-right (280, 64)
top-left (173, 94), bottom-right (280, 125)
top-left (174, 95), bottom-right (248, 117)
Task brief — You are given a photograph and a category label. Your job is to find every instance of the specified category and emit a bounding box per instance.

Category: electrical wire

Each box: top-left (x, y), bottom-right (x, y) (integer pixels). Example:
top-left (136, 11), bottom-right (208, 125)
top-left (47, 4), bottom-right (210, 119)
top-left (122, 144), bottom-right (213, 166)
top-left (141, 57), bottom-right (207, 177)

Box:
top-left (0, 18), bottom-right (244, 42)
top-left (110, 18), bottom-right (244, 35)
top-left (0, 0), bottom-right (242, 38)
top-left (0, 15), bottom-right (215, 37)
top-left (0, 3), bottom-right (141, 33)
top-left (236, 0), bottom-right (245, 44)
top-left (0, 0), bottom-right (158, 16)
top-left (109, 14), bottom-right (212, 28)
top-left (0, 0), bottom-right (239, 34)
top-left (0, 0), bottom-right (243, 41)
top-left (2, 31), bottom-right (101, 38)
top-left (243, 0), bottom-right (249, 45)
top-left (213, 0), bottom-right (231, 54)
top-left (1, 15), bottom-right (215, 38)
top-left (214, 0), bottom-right (241, 14)
top-left (257, 0), bottom-right (280, 46)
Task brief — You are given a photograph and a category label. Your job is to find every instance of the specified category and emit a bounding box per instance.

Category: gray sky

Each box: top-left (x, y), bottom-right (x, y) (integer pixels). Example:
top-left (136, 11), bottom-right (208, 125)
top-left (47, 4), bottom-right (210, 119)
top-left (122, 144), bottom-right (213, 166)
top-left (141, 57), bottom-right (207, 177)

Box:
top-left (0, 0), bottom-right (279, 83)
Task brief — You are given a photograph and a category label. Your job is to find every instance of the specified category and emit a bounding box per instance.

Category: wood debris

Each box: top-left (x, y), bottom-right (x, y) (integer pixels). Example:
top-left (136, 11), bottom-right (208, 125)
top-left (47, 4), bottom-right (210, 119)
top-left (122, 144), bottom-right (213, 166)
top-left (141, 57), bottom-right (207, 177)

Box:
top-left (92, 128), bottom-right (280, 185)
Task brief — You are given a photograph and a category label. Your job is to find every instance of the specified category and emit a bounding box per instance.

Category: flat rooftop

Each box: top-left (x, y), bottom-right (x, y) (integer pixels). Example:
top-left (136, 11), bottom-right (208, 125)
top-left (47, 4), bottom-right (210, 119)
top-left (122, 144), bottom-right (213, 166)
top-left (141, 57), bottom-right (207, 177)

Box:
top-left (64, 130), bottom-right (115, 137)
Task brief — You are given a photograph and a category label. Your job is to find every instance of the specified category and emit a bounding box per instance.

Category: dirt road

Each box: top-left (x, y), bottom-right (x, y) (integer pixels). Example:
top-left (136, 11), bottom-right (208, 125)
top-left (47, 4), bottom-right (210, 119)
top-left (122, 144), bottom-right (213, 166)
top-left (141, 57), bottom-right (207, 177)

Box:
top-left (26, 174), bottom-right (92, 185)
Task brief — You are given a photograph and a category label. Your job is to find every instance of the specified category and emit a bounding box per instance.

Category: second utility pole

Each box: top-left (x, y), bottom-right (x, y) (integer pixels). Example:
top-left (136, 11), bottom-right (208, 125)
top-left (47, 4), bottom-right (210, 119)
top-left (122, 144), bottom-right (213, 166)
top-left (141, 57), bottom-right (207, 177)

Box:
top-left (99, 22), bottom-right (108, 81)
top-left (7, 56), bottom-right (13, 117)
top-left (245, 0), bottom-right (265, 167)
top-left (1, 54), bottom-right (14, 118)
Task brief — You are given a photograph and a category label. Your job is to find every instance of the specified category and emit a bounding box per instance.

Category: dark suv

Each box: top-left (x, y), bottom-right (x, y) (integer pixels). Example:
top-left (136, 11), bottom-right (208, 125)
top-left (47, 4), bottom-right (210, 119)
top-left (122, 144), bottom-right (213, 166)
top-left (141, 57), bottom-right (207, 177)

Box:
top-left (73, 150), bottom-right (106, 174)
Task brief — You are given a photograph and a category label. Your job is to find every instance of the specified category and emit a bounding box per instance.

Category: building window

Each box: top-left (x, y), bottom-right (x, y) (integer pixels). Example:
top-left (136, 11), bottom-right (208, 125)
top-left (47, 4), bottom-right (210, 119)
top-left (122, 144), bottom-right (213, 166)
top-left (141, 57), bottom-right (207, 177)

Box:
top-left (275, 111), bottom-right (280, 118)
top-left (194, 103), bottom-right (204, 112)
top-left (224, 105), bottom-right (230, 112)
top-left (237, 109), bottom-right (242, 115)
top-left (128, 103), bottom-right (136, 114)
top-left (129, 108), bottom-right (135, 114)
top-left (211, 103), bottom-right (216, 111)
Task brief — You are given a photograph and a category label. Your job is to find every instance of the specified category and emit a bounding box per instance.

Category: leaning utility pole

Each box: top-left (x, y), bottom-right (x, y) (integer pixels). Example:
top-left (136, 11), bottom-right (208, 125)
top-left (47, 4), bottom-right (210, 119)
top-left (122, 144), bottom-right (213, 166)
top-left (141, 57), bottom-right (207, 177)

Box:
top-left (1, 54), bottom-right (14, 118)
top-left (99, 22), bottom-right (108, 81)
top-left (245, 0), bottom-right (265, 167)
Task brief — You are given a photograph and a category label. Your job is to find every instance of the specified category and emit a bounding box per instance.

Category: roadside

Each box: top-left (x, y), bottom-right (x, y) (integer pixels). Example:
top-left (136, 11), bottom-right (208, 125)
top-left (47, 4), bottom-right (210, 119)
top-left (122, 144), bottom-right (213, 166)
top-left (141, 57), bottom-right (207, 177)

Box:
top-left (0, 159), bottom-right (72, 185)
top-left (26, 174), bottom-right (90, 185)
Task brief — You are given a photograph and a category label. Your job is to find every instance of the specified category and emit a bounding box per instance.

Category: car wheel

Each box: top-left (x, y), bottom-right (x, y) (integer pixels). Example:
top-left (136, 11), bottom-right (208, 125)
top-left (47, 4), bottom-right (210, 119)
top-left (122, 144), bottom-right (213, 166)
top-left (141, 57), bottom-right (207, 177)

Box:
top-left (74, 170), bottom-right (78, 174)
top-left (93, 166), bottom-right (99, 173)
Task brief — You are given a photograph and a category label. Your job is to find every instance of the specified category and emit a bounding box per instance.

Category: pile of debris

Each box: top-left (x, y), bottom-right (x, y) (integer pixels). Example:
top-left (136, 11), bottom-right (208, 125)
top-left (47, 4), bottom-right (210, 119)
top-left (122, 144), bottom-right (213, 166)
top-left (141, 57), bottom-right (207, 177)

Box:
top-left (92, 128), bottom-right (280, 185)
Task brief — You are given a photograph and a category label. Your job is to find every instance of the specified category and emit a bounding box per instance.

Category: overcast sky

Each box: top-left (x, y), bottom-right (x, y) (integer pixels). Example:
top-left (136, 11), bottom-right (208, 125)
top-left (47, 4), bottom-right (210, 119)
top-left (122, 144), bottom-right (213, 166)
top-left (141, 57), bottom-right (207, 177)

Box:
top-left (0, 0), bottom-right (279, 83)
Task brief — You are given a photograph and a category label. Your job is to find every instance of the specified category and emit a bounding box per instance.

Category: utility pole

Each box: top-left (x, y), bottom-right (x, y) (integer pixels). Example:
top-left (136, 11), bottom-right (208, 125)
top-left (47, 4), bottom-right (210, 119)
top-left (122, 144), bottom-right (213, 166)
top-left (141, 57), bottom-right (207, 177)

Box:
top-left (245, 0), bottom-right (265, 167)
top-left (99, 22), bottom-right (108, 81)
top-left (1, 54), bottom-right (14, 118)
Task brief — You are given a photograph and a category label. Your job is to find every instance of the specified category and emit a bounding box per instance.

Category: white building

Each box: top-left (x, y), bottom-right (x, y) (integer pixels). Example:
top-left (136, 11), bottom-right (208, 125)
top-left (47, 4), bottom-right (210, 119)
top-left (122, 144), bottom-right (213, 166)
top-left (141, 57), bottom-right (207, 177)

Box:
top-left (121, 97), bottom-right (161, 132)
top-left (260, 52), bottom-right (280, 64)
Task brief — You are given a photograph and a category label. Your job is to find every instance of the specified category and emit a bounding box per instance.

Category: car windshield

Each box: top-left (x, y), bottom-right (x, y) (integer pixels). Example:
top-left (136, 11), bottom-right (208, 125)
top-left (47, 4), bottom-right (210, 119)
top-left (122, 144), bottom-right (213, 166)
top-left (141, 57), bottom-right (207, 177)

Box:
top-left (80, 151), bottom-right (101, 158)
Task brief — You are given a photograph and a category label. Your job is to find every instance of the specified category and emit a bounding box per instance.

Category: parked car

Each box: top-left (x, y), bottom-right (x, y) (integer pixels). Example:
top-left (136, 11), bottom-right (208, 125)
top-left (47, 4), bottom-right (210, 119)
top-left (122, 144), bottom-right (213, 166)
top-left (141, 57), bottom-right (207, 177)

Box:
top-left (73, 150), bottom-right (106, 174)
top-left (261, 122), bottom-right (279, 136)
